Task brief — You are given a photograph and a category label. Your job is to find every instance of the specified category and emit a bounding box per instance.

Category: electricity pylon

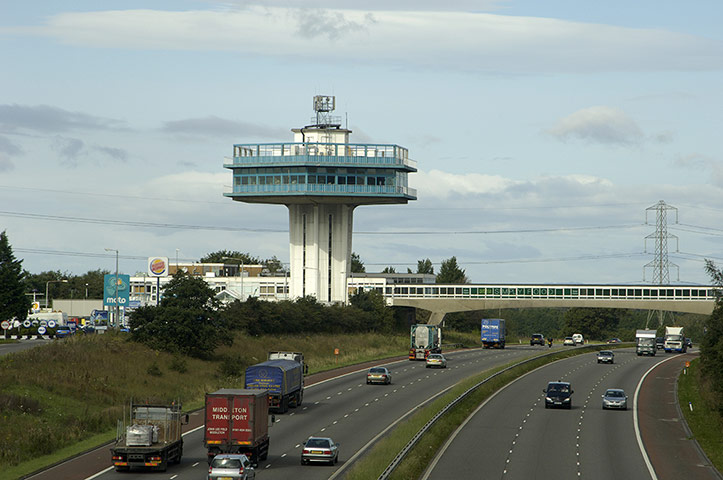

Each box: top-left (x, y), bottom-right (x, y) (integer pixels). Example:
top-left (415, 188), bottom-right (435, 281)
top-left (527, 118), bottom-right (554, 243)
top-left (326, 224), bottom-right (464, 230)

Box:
top-left (643, 200), bottom-right (679, 328)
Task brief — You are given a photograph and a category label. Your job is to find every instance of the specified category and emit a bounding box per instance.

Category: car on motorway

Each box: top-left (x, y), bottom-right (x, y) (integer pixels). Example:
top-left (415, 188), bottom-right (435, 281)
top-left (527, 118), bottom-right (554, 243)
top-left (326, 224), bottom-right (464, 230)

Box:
top-left (530, 333), bottom-right (545, 346)
top-left (426, 353), bottom-right (447, 368)
top-left (572, 333), bottom-right (584, 345)
top-left (597, 350), bottom-right (614, 364)
top-left (685, 338), bottom-right (693, 348)
top-left (300, 437), bottom-right (339, 465)
top-left (208, 453), bottom-right (256, 479)
top-left (607, 338), bottom-right (622, 344)
top-left (543, 381), bottom-right (574, 409)
top-left (601, 388), bottom-right (628, 410)
top-left (655, 337), bottom-right (665, 350)
top-left (563, 337), bottom-right (575, 346)
top-left (367, 366), bottom-right (392, 385)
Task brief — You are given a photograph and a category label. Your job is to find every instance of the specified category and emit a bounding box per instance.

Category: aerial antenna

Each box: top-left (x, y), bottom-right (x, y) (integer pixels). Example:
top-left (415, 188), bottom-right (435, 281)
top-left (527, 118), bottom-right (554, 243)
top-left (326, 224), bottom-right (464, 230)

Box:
top-left (308, 95), bottom-right (341, 129)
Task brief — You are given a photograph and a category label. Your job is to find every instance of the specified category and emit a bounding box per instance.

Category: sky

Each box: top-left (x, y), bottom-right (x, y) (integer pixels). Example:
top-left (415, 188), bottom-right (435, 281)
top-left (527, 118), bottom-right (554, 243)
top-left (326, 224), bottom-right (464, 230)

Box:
top-left (1, 0), bottom-right (722, 286)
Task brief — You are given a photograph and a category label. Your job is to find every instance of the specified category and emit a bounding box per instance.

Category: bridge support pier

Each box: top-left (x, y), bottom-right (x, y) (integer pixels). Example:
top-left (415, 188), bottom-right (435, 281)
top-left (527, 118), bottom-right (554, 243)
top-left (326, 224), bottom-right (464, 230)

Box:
top-left (428, 311), bottom-right (447, 326)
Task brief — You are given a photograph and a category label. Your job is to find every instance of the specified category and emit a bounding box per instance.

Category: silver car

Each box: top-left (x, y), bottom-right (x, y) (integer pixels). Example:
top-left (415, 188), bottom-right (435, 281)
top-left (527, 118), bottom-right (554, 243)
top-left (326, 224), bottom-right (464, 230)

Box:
top-left (301, 436), bottom-right (339, 465)
top-left (601, 388), bottom-right (628, 410)
top-left (208, 454), bottom-right (255, 479)
top-left (367, 366), bottom-right (392, 385)
top-left (426, 353), bottom-right (447, 368)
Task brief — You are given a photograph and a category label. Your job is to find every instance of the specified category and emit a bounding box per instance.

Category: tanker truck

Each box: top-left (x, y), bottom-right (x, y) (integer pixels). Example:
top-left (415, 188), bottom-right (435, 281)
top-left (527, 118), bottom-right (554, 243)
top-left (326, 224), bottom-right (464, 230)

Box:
top-left (409, 324), bottom-right (442, 360)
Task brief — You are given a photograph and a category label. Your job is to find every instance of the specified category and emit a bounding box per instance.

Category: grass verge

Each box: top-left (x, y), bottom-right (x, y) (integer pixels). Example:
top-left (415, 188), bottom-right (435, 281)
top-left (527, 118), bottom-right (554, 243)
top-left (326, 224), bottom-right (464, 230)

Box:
top-left (0, 329), bottom-right (456, 478)
top-left (344, 345), bottom-right (608, 480)
top-left (677, 358), bottom-right (723, 472)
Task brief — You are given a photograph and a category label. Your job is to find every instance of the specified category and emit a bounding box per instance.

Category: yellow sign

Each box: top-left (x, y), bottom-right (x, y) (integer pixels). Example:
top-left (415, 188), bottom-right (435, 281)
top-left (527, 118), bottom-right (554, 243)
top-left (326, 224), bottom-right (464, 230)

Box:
top-left (31, 302), bottom-right (40, 312)
top-left (334, 348), bottom-right (339, 355)
top-left (685, 361), bottom-right (690, 368)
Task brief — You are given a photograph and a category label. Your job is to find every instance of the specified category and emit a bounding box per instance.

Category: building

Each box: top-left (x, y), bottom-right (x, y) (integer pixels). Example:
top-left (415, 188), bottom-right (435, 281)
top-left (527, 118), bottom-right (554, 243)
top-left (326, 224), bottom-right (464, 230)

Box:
top-left (223, 96), bottom-right (417, 302)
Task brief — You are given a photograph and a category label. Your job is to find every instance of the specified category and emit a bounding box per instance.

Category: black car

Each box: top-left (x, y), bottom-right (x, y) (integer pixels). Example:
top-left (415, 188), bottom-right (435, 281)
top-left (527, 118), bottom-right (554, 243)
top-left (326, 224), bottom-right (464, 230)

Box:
top-left (685, 338), bottom-right (693, 348)
top-left (655, 337), bottom-right (664, 350)
top-left (544, 381), bottom-right (573, 409)
top-left (530, 334), bottom-right (545, 346)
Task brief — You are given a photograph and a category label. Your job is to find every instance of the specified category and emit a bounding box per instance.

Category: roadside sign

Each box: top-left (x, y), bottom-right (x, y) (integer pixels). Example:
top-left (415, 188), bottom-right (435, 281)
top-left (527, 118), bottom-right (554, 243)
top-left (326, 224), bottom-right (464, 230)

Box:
top-left (685, 361), bottom-right (690, 368)
top-left (23, 320), bottom-right (31, 328)
top-left (1, 321), bottom-right (9, 330)
top-left (13, 320), bottom-right (20, 328)
top-left (31, 320), bottom-right (39, 327)
top-left (31, 301), bottom-right (40, 312)
top-left (48, 320), bottom-right (56, 328)
top-left (38, 326), bottom-right (47, 335)
top-left (40, 320), bottom-right (47, 327)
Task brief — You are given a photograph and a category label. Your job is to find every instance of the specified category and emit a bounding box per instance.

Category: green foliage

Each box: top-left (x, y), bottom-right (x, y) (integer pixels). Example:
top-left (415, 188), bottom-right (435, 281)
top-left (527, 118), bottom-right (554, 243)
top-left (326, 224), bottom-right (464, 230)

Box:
top-left (381, 266), bottom-right (396, 273)
top-left (146, 363), bottom-right (163, 376)
top-left (0, 231), bottom-right (31, 323)
top-left (563, 307), bottom-right (620, 340)
top-left (700, 260), bottom-right (723, 413)
top-left (200, 250), bottom-right (260, 264)
top-left (129, 273), bottom-right (231, 359)
top-left (23, 269), bottom-right (108, 301)
top-left (351, 252), bottom-right (365, 273)
top-left (416, 258), bottom-right (434, 274)
top-left (435, 256), bottom-right (468, 284)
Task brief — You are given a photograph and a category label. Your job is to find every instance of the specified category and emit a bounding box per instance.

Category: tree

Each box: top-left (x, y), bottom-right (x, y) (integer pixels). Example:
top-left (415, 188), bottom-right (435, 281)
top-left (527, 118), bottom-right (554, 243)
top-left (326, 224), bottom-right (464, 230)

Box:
top-left (351, 252), bottom-right (365, 273)
top-left (436, 256), bottom-right (468, 284)
top-left (200, 250), bottom-right (259, 265)
top-left (129, 272), bottom-right (230, 358)
top-left (562, 308), bottom-right (620, 341)
top-left (701, 260), bottom-right (723, 412)
top-left (416, 258), bottom-right (434, 274)
top-left (0, 231), bottom-right (31, 324)
top-left (381, 266), bottom-right (396, 274)
top-left (262, 256), bottom-right (286, 274)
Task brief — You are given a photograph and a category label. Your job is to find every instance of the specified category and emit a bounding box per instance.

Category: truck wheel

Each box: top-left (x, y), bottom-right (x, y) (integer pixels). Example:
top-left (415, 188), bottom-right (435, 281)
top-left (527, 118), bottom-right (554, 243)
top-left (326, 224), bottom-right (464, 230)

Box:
top-left (281, 396), bottom-right (289, 413)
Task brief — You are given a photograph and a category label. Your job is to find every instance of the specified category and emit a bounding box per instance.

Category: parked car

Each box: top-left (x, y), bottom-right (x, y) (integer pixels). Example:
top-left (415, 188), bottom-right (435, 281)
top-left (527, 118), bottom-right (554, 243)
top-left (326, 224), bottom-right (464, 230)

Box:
top-left (563, 337), bottom-right (575, 346)
top-left (544, 381), bottom-right (573, 409)
top-left (426, 353), bottom-right (447, 368)
top-left (530, 334), bottom-right (545, 346)
top-left (655, 337), bottom-right (665, 350)
top-left (685, 338), bottom-right (693, 348)
top-left (607, 338), bottom-right (622, 344)
top-left (54, 327), bottom-right (72, 339)
top-left (601, 388), bottom-right (628, 410)
top-left (208, 453), bottom-right (256, 479)
top-left (597, 350), bottom-right (614, 364)
top-left (300, 437), bottom-right (339, 465)
top-left (366, 367), bottom-right (392, 385)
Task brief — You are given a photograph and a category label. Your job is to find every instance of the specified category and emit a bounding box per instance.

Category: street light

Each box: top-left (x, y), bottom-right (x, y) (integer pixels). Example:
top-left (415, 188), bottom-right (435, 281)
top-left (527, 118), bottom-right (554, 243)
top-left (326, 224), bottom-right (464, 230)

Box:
top-left (85, 283), bottom-right (89, 299)
top-left (45, 279), bottom-right (68, 309)
top-left (105, 248), bottom-right (119, 326)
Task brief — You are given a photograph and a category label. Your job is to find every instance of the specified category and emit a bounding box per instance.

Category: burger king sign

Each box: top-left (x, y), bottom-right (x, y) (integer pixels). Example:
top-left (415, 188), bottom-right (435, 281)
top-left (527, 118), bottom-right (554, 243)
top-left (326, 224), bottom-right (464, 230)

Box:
top-left (148, 257), bottom-right (169, 277)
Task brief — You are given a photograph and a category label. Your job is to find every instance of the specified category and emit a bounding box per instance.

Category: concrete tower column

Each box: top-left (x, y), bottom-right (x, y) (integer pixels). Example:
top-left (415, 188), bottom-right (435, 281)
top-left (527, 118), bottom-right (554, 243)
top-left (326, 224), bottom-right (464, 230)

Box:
top-left (288, 203), bottom-right (355, 302)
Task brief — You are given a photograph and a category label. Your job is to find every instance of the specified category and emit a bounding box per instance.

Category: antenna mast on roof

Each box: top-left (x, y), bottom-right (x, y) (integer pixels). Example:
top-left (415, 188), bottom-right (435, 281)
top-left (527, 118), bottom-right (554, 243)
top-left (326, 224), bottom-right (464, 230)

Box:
top-left (308, 95), bottom-right (342, 129)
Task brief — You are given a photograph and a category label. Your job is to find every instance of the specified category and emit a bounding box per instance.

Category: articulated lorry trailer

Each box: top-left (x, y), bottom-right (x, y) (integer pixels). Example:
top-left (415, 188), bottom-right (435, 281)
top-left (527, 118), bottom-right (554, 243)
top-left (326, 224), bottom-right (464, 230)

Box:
top-left (204, 389), bottom-right (270, 466)
top-left (409, 324), bottom-right (442, 360)
top-left (664, 326), bottom-right (687, 353)
top-left (244, 353), bottom-right (304, 413)
top-left (635, 329), bottom-right (657, 356)
top-left (111, 403), bottom-right (188, 472)
top-left (481, 318), bottom-right (506, 349)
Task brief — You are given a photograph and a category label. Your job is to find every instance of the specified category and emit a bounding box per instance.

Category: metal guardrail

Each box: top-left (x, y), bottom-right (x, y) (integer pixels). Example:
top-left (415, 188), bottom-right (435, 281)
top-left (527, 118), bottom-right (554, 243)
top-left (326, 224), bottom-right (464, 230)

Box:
top-left (376, 345), bottom-right (602, 480)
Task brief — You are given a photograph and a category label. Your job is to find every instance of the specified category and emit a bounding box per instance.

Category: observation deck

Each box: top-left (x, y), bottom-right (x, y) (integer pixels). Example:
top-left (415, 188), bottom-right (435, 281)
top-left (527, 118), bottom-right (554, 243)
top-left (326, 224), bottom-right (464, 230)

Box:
top-left (223, 142), bottom-right (417, 205)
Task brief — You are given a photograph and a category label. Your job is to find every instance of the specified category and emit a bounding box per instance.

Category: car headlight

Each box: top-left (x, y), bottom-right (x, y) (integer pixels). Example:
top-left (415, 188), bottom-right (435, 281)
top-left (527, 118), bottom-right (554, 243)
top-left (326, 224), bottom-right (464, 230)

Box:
top-left (546, 397), bottom-right (553, 402)
top-left (563, 397), bottom-right (570, 402)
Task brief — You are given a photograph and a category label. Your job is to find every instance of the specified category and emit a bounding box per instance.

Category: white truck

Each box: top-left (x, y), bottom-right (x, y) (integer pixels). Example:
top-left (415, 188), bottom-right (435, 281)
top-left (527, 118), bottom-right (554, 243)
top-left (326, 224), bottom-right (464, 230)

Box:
top-left (664, 326), bottom-right (686, 353)
top-left (409, 324), bottom-right (442, 360)
top-left (635, 329), bottom-right (657, 356)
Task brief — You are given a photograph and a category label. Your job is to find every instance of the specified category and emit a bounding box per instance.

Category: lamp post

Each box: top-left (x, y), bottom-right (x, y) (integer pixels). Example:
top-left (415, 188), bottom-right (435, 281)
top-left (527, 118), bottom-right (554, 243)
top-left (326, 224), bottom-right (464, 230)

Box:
top-left (105, 248), bottom-right (119, 326)
top-left (175, 248), bottom-right (180, 274)
top-left (85, 283), bottom-right (89, 299)
top-left (45, 279), bottom-right (68, 309)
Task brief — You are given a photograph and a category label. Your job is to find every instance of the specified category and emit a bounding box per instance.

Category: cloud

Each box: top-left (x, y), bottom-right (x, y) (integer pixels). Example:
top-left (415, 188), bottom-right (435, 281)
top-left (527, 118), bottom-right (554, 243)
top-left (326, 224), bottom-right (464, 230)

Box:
top-left (8, 8), bottom-right (723, 74)
top-left (0, 135), bottom-right (23, 156)
top-left (0, 104), bottom-right (126, 134)
top-left (52, 136), bottom-right (86, 165)
top-left (675, 153), bottom-right (723, 187)
top-left (0, 154), bottom-right (13, 172)
top-left (94, 145), bottom-right (129, 161)
top-left (160, 116), bottom-right (287, 139)
top-left (546, 106), bottom-right (644, 146)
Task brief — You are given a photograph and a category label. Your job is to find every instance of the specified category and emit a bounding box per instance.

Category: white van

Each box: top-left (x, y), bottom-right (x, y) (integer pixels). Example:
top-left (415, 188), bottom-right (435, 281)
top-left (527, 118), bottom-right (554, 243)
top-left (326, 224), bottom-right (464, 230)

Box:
top-left (572, 333), bottom-right (584, 345)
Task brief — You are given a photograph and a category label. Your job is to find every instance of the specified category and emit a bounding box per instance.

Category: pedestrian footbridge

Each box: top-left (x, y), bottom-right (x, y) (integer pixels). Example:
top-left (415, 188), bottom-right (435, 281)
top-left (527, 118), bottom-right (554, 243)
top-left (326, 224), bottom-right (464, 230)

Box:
top-left (369, 284), bottom-right (718, 325)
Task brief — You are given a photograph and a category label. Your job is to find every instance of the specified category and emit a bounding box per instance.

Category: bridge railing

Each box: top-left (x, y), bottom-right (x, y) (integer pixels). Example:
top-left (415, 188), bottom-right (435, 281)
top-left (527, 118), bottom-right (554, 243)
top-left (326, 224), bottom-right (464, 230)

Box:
top-left (353, 284), bottom-right (716, 302)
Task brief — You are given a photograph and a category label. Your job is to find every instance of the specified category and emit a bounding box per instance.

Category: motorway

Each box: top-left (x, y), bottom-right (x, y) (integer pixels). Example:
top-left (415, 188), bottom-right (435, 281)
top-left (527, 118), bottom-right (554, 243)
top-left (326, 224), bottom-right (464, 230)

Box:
top-left (0, 338), bottom-right (49, 356)
top-left (27, 344), bottom-right (545, 480)
top-left (422, 348), bottom-right (721, 480)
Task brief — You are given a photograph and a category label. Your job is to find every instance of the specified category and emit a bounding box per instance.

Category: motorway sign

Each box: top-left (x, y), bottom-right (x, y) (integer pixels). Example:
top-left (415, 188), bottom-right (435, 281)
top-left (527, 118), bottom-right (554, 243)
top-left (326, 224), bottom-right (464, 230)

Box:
top-left (38, 326), bottom-right (47, 335)
top-left (1, 321), bottom-right (9, 330)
